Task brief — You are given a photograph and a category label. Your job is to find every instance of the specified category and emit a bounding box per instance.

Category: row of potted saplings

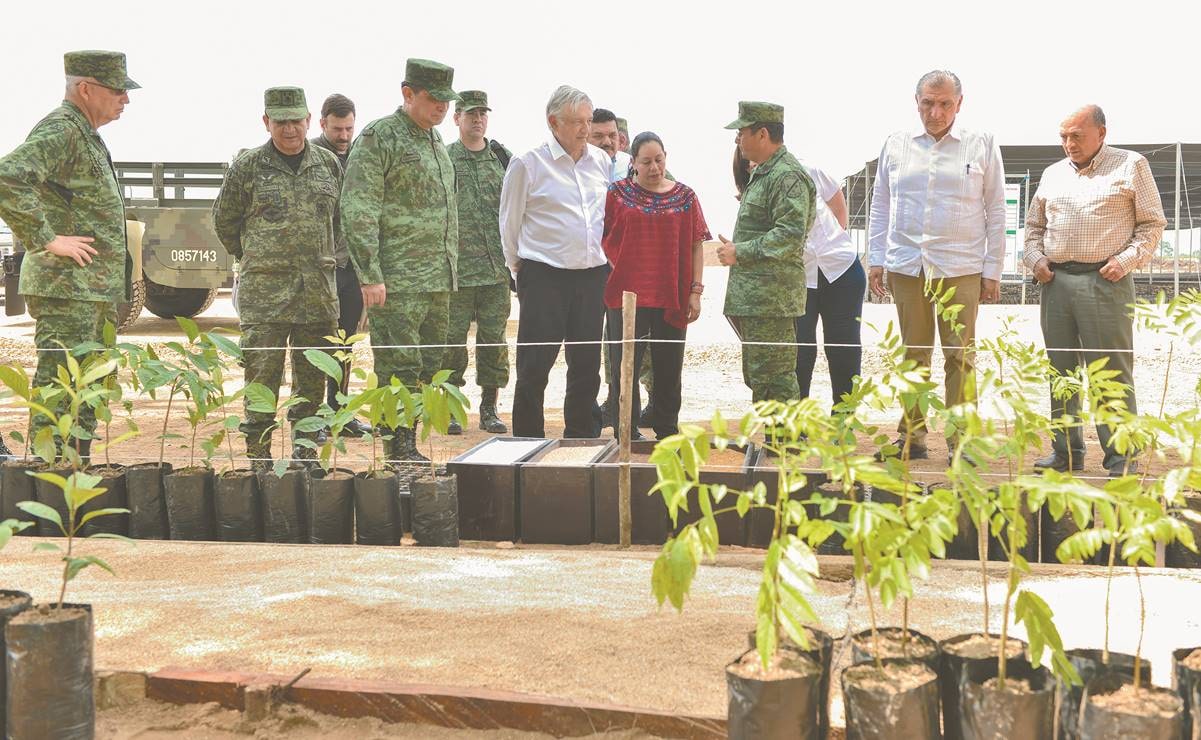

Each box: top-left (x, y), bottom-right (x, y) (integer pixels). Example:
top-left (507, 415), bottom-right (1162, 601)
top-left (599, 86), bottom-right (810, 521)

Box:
top-left (0, 320), bottom-right (469, 551)
top-left (648, 396), bottom-right (1201, 740)
top-left (0, 322), bottom-right (473, 736)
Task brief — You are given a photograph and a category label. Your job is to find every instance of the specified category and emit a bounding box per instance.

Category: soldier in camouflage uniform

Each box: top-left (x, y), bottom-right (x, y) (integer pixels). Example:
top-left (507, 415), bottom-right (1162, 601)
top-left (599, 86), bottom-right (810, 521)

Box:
top-left (445, 90), bottom-right (510, 435)
top-left (212, 87), bottom-right (341, 471)
top-left (341, 59), bottom-right (460, 464)
top-left (717, 102), bottom-right (815, 402)
top-left (0, 51), bottom-right (138, 460)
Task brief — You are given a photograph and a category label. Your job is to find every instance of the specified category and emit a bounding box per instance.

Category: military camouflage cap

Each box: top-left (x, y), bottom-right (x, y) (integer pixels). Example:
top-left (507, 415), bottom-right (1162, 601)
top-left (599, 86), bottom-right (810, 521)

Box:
top-left (616, 117), bottom-right (629, 135)
top-left (403, 58), bottom-right (460, 103)
top-left (264, 86), bottom-right (309, 121)
top-left (456, 90), bottom-right (490, 113)
top-left (724, 101), bottom-right (784, 130)
top-left (64, 50), bottom-right (140, 91)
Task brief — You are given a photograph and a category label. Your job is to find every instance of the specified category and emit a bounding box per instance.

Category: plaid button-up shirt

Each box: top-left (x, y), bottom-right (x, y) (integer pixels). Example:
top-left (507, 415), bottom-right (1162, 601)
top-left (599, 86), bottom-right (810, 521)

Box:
top-left (1024, 145), bottom-right (1166, 274)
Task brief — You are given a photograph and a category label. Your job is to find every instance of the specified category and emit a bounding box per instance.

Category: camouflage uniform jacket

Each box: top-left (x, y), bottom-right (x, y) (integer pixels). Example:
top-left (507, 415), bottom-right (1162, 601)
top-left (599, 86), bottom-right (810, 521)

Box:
top-left (340, 107), bottom-right (458, 294)
top-left (447, 139), bottom-right (509, 287)
top-left (0, 101), bottom-right (129, 302)
top-left (211, 141), bottom-right (341, 324)
top-left (724, 145), bottom-right (816, 317)
top-left (309, 133), bottom-right (351, 269)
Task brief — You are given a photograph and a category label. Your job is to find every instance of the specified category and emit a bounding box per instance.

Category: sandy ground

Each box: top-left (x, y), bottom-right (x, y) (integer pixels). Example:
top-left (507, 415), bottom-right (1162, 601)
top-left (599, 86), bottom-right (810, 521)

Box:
top-left (3, 265), bottom-right (1198, 477)
top-left (2, 540), bottom-right (1199, 728)
top-left (98, 699), bottom-right (658, 739)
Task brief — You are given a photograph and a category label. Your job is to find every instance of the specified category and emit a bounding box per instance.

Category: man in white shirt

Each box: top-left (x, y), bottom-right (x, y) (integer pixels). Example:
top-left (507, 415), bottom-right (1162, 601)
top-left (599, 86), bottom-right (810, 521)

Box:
top-left (868, 70), bottom-right (1006, 461)
top-left (499, 85), bottom-right (612, 438)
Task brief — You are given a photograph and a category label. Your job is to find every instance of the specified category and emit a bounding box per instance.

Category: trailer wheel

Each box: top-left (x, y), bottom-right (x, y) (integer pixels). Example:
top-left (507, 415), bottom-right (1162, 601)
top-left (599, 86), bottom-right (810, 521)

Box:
top-left (116, 279), bottom-right (146, 330)
top-left (143, 278), bottom-right (217, 320)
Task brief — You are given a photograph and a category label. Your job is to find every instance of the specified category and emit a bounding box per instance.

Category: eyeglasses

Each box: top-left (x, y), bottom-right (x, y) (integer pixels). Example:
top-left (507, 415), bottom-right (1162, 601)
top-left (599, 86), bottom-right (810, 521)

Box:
top-left (81, 79), bottom-right (127, 96)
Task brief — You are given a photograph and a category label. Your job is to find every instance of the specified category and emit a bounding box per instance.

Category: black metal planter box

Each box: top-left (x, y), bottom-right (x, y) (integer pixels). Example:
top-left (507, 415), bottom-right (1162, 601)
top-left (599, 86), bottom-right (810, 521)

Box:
top-left (593, 440), bottom-right (671, 545)
top-left (746, 448), bottom-right (826, 549)
top-left (672, 443), bottom-right (755, 547)
top-left (519, 439), bottom-right (616, 545)
top-left (447, 437), bottom-right (553, 541)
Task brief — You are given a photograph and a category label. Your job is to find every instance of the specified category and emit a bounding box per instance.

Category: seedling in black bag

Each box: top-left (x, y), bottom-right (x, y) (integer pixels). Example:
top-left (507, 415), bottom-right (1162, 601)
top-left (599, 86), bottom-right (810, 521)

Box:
top-left (17, 471), bottom-right (131, 607)
top-left (300, 330), bottom-right (372, 473)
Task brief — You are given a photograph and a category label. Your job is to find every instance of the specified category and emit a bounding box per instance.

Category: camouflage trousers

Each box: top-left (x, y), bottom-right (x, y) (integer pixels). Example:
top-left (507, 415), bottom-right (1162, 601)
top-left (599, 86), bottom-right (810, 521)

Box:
top-left (240, 321), bottom-right (335, 451)
top-left (26, 295), bottom-right (114, 436)
top-left (731, 316), bottom-right (800, 403)
top-left (445, 282), bottom-right (510, 389)
top-left (369, 291), bottom-right (449, 391)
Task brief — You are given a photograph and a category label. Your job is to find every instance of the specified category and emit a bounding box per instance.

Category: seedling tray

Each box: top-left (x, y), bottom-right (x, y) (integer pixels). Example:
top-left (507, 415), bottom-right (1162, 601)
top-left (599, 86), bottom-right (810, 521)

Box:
top-left (519, 439), bottom-right (616, 545)
top-left (672, 444), bottom-right (755, 547)
top-left (447, 438), bottom-right (553, 541)
top-left (593, 440), bottom-right (671, 545)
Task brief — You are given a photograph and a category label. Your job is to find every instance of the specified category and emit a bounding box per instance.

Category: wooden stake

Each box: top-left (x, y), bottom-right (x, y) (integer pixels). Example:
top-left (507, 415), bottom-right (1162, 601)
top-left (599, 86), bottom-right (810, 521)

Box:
top-left (618, 291), bottom-right (636, 548)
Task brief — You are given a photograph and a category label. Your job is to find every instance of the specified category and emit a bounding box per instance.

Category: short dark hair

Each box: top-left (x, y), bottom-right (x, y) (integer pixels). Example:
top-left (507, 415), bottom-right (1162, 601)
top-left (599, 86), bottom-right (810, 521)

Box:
top-left (749, 122), bottom-right (784, 144)
top-left (592, 108), bottom-right (618, 125)
top-left (321, 94), bottom-right (355, 119)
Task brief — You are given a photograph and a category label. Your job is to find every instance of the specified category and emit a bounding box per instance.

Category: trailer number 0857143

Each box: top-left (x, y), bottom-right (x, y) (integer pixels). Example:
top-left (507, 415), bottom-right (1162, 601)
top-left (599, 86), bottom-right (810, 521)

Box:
top-left (170, 249), bottom-right (218, 263)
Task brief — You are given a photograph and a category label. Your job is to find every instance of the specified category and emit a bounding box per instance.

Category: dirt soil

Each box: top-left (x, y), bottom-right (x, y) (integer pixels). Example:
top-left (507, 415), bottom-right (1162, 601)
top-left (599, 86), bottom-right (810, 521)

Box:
top-left (982, 676), bottom-right (1036, 694)
top-left (843, 661), bottom-right (935, 693)
top-left (727, 647), bottom-right (816, 680)
top-left (97, 699), bottom-right (661, 739)
top-left (852, 628), bottom-right (938, 662)
top-left (1089, 683), bottom-right (1183, 718)
top-left (1184, 647), bottom-right (1201, 670)
top-left (942, 633), bottom-right (1024, 660)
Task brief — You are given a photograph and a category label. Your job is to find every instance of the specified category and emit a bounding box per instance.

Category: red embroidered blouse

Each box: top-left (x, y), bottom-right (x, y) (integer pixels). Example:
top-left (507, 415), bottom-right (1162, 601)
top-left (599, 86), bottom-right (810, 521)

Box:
top-left (601, 178), bottom-right (711, 328)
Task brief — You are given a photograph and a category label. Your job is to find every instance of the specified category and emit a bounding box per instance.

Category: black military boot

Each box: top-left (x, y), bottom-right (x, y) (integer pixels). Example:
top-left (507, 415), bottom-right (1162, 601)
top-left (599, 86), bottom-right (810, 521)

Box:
top-left (385, 425), bottom-right (430, 473)
top-left (246, 441), bottom-right (273, 475)
top-left (447, 417), bottom-right (463, 435)
top-left (0, 434), bottom-right (14, 462)
top-left (479, 387), bottom-right (507, 434)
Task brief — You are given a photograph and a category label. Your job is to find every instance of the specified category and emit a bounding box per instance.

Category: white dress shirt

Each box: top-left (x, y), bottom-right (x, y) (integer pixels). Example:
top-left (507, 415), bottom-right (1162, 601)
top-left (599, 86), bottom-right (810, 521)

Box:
top-left (499, 138), bottom-right (610, 273)
top-left (611, 150), bottom-right (632, 183)
top-left (868, 123), bottom-right (1006, 281)
top-left (801, 163), bottom-right (857, 288)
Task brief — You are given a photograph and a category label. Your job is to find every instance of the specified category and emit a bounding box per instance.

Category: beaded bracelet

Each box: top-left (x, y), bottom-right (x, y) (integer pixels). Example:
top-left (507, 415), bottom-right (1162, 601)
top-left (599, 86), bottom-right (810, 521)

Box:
top-left (690, 282), bottom-right (704, 295)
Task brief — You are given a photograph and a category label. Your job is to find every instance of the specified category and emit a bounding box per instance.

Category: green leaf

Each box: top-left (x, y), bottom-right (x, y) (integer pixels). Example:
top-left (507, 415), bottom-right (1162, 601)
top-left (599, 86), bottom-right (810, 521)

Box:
top-left (79, 507), bottom-right (131, 526)
top-left (33, 542), bottom-right (62, 552)
top-left (16, 501), bottom-right (63, 531)
top-left (303, 349), bottom-right (343, 385)
top-left (243, 382), bottom-right (278, 414)
top-left (176, 316), bottom-right (201, 342)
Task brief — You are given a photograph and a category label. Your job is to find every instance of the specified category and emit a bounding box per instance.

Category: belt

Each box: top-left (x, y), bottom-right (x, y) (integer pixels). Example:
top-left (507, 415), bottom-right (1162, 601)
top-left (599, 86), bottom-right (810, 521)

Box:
top-left (1051, 260), bottom-right (1108, 274)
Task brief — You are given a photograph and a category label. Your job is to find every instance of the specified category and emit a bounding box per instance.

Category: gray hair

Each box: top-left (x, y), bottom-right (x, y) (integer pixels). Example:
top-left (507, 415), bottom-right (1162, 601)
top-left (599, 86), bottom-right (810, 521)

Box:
top-left (915, 70), bottom-right (962, 97)
top-left (1081, 104), bottom-right (1106, 127)
top-left (64, 75), bottom-right (88, 95)
top-left (545, 85), bottom-right (592, 119)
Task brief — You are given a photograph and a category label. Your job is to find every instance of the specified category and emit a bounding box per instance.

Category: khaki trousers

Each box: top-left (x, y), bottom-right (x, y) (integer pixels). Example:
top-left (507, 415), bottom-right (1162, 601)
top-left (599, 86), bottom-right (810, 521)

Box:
top-left (887, 271), bottom-right (981, 447)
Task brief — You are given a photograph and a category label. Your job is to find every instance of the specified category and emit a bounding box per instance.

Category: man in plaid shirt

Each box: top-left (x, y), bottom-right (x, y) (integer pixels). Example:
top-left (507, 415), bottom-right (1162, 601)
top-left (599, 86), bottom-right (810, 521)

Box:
top-left (1025, 104), bottom-right (1166, 477)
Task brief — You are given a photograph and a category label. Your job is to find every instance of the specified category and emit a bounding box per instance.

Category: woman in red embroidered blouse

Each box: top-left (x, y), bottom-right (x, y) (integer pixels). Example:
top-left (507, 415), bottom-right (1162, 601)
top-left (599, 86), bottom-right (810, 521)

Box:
top-left (602, 132), bottom-right (710, 439)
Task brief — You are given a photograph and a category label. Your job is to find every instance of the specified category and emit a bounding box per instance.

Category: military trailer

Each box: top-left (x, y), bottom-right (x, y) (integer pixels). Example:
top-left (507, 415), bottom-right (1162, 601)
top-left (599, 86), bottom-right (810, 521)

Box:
top-left (3, 162), bottom-right (234, 330)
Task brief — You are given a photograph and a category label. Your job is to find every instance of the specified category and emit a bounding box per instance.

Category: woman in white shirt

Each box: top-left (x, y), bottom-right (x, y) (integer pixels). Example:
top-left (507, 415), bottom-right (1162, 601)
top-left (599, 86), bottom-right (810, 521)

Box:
top-left (733, 149), bottom-right (864, 406)
top-left (796, 164), bottom-right (864, 406)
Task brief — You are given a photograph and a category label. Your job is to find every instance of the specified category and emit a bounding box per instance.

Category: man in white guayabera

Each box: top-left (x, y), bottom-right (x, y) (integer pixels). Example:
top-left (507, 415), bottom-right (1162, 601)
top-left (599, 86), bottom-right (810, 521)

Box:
top-left (868, 69), bottom-right (1006, 465)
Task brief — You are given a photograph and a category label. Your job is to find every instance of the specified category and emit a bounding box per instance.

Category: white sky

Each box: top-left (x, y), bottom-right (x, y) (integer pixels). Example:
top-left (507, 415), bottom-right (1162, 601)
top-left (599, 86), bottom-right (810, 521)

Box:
top-left (3, 0), bottom-right (1198, 234)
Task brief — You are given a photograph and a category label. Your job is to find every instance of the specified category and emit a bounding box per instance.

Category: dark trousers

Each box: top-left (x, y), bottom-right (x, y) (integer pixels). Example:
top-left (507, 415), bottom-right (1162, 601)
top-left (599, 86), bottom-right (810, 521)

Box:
top-left (327, 263), bottom-right (364, 407)
top-left (1040, 269), bottom-right (1137, 469)
top-left (795, 260), bottom-right (865, 405)
top-left (513, 260), bottom-right (606, 438)
top-left (605, 306), bottom-right (685, 439)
